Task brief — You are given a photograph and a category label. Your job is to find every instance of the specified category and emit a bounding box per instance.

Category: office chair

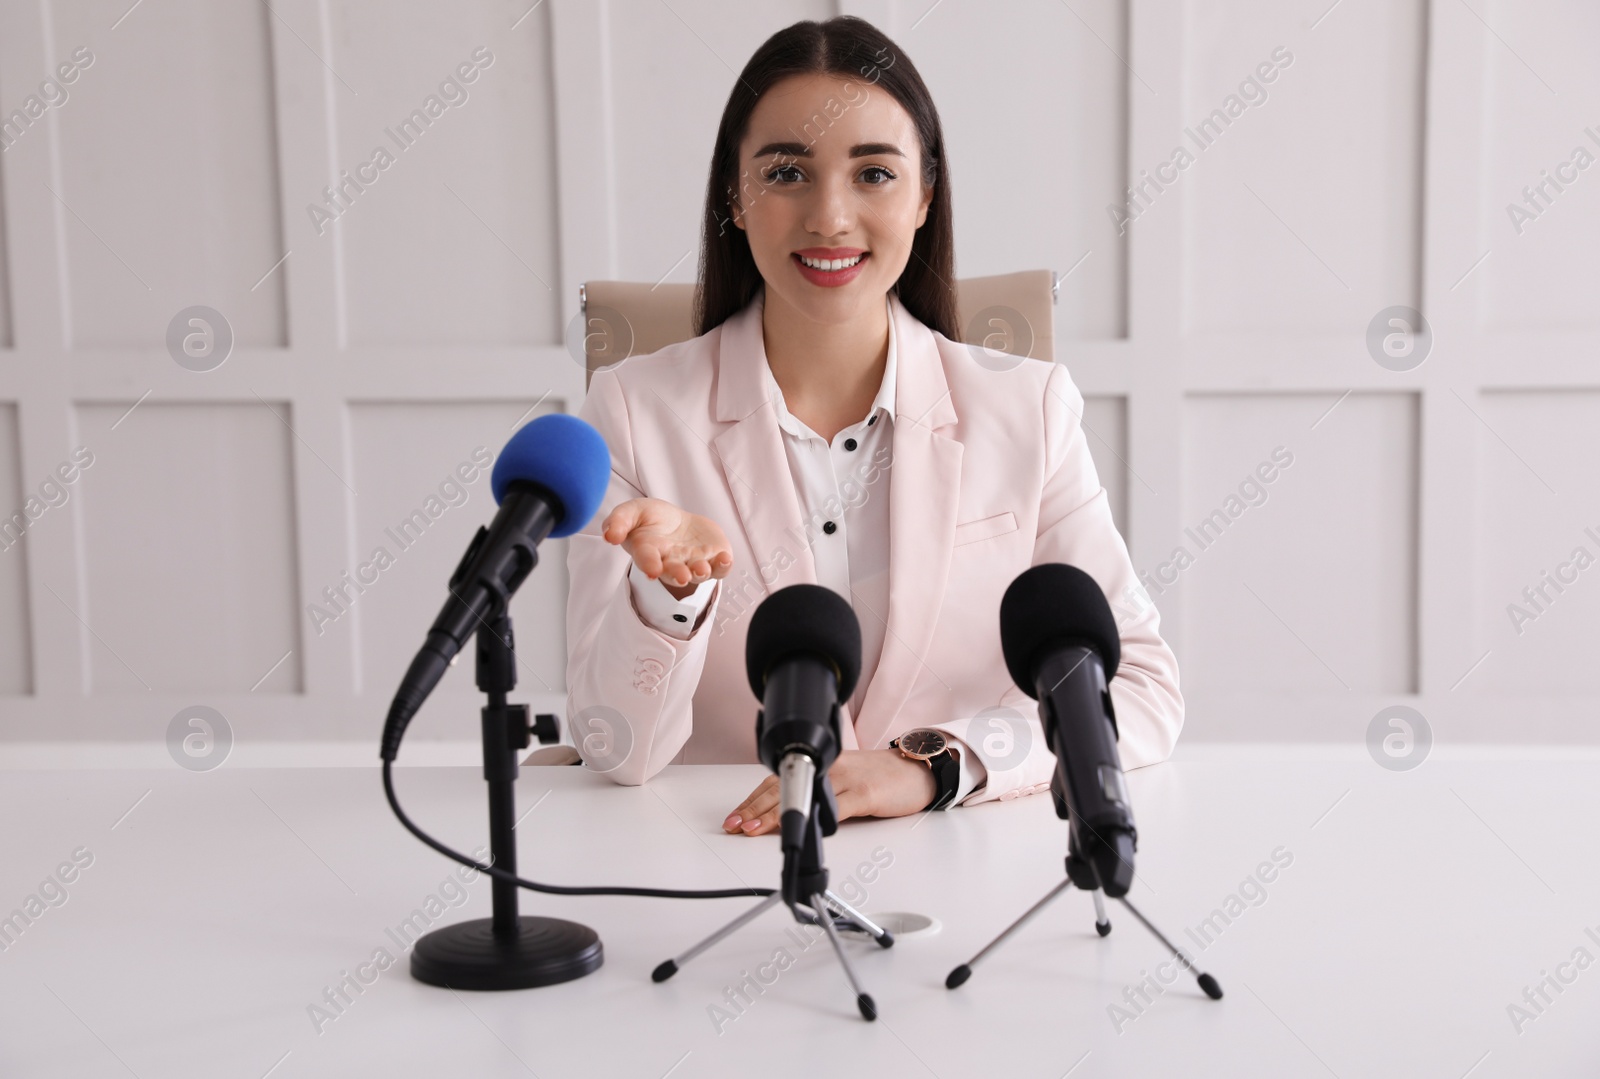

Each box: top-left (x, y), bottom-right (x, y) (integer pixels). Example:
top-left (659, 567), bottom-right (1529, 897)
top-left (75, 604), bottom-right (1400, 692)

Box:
top-left (576, 269), bottom-right (1060, 387)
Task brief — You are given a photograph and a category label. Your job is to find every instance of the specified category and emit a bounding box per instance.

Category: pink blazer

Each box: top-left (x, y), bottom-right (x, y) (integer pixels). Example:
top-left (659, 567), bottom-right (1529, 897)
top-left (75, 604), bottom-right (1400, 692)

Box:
top-left (563, 286), bottom-right (1183, 805)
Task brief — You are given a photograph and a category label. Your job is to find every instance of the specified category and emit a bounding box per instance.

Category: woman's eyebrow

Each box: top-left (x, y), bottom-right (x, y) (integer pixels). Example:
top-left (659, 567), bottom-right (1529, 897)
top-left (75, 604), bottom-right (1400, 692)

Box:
top-left (751, 141), bottom-right (906, 159)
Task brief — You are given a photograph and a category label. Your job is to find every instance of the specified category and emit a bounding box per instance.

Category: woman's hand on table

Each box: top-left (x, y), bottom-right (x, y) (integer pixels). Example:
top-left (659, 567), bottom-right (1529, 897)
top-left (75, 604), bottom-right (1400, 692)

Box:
top-left (722, 749), bottom-right (941, 835)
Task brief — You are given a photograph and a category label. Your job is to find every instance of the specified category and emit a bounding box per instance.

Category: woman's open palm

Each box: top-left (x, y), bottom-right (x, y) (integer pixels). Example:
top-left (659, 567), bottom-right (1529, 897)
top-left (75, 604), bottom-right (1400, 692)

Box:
top-left (602, 497), bottom-right (733, 592)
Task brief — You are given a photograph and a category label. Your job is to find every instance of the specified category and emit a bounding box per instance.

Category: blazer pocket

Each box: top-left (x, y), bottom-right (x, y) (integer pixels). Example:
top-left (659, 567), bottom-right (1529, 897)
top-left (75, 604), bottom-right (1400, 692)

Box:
top-left (953, 511), bottom-right (1018, 547)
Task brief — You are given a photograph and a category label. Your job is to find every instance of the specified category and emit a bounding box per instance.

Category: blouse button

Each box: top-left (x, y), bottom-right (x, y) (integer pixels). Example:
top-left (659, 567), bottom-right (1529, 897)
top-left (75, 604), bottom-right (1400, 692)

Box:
top-left (843, 438), bottom-right (858, 451)
top-left (822, 521), bottom-right (837, 535)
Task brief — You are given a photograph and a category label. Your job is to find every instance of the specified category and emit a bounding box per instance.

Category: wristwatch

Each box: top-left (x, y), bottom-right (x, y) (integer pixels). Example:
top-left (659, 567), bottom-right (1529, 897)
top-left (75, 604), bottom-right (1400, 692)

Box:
top-left (890, 728), bottom-right (960, 811)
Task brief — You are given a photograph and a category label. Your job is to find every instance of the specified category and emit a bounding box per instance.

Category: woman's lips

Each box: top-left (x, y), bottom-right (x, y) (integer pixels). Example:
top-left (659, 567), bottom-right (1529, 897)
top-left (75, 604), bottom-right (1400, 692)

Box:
top-left (792, 251), bottom-right (869, 288)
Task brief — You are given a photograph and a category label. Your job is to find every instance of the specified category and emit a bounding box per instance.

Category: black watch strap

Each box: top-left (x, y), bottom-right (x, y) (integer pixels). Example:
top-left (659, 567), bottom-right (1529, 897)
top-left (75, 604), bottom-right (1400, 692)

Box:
top-left (925, 749), bottom-right (959, 811)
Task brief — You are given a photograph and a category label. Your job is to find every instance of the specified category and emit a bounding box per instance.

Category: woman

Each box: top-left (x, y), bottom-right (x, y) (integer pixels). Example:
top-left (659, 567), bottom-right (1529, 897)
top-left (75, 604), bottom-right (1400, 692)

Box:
top-left (564, 16), bottom-right (1182, 836)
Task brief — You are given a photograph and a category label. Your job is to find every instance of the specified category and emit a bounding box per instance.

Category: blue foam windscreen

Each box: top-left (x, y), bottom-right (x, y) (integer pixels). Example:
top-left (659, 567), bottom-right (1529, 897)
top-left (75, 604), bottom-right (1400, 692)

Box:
top-left (490, 413), bottom-right (611, 538)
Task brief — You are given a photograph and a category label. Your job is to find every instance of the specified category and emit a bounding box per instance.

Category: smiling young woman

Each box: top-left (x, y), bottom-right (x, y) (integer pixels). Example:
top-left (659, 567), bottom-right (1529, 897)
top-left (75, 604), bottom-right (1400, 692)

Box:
top-left (563, 16), bottom-right (1184, 837)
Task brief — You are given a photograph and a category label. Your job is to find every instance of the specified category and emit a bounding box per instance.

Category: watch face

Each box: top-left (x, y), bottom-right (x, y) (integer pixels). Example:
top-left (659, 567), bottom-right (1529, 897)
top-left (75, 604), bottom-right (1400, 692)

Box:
top-left (898, 728), bottom-right (947, 759)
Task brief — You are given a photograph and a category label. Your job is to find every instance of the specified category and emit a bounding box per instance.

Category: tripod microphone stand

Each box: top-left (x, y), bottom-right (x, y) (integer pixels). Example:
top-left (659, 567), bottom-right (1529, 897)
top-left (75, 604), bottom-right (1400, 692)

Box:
top-left (651, 762), bottom-right (894, 1020)
top-left (408, 608), bottom-right (604, 991)
top-left (946, 777), bottom-right (1222, 999)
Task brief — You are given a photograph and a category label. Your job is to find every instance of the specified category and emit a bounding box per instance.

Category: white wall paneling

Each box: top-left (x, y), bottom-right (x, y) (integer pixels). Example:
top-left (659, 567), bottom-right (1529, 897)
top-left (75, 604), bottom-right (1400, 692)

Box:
top-left (0, 0), bottom-right (1594, 749)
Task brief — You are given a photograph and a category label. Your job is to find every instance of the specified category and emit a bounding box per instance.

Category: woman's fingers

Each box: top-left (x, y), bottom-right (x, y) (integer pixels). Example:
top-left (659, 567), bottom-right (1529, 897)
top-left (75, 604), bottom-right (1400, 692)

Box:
top-left (602, 500), bottom-right (643, 544)
top-left (610, 501), bottom-right (734, 587)
top-left (660, 559), bottom-right (691, 588)
top-left (723, 755), bottom-right (883, 835)
top-left (726, 777), bottom-right (779, 834)
top-left (718, 751), bottom-right (926, 838)
top-left (730, 777), bottom-right (777, 822)
top-left (660, 549), bottom-right (721, 588)
top-left (633, 543), bottom-right (665, 580)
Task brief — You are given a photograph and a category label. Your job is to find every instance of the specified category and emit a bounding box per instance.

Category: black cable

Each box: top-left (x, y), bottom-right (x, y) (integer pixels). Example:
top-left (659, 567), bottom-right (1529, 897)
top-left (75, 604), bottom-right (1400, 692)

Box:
top-left (382, 760), bottom-right (774, 900)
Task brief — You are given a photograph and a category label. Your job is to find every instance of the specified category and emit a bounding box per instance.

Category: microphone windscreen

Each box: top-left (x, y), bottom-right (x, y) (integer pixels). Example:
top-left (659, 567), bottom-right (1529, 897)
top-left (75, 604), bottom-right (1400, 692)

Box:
top-left (745, 584), bottom-right (862, 703)
top-left (1000, 564), bottom-right (1121, 696)
top-left (491, 414), bottom-right (612, 538)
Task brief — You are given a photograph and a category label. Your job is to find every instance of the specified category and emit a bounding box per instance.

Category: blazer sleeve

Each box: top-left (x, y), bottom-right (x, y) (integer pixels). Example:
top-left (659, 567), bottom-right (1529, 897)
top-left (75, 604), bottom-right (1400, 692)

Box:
top-left (562, 366), bottom-right (723, 786)
top-left (934, 361), bottom-right (1185, 808)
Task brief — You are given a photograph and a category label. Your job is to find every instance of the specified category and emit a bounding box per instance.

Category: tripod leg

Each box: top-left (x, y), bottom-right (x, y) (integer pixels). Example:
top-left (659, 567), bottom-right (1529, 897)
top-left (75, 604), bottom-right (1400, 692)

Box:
top-left (820, 889), bottom-right (894, 948)
top-left (810, 892), bottom-right (877, 1021)
top-left (1092, 890), bottom-right (1111, 936)
top-left (1115, 896), bottom-right (1223, 1000)
top-left (652, 893), bottom-right (782, 983)
top-left (946, 877), bottom-right (1075, 989)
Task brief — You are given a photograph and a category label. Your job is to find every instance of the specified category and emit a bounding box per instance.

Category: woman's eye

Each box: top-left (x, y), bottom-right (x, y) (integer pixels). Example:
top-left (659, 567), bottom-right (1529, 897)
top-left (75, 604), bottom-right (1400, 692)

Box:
top-left (760, 164), bottom-right (896, 185)
top-left (764, 164), bottom-right (802, 184)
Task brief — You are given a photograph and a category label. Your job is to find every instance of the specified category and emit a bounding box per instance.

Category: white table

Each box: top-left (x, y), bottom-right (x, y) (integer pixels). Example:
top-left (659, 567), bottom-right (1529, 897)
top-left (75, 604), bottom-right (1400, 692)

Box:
top-left (2, 752), bottom-right (1597, 1078)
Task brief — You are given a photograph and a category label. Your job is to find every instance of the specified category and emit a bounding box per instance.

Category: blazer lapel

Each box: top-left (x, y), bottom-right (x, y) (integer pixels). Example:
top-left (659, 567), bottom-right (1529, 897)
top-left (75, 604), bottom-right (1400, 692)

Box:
top-left (852, 295), bottom-right (962, 750)
top-left (711, 289), bottom-right (818, 592)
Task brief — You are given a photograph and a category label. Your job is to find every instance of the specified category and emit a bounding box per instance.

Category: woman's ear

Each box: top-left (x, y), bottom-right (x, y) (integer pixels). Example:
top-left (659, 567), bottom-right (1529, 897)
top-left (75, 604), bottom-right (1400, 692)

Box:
top-left (915, 181), bottom-right (933, 230)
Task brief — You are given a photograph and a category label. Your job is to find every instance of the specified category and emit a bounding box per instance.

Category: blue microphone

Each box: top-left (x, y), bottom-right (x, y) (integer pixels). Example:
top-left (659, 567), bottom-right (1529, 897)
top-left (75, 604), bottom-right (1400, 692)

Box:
top-left (381, 414), bottom-right (610, 759)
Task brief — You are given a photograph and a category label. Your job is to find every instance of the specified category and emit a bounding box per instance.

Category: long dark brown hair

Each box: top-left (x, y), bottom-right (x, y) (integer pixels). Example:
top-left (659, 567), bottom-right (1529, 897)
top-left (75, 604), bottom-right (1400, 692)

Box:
top-left (693, 16), bottom-right (957, 340)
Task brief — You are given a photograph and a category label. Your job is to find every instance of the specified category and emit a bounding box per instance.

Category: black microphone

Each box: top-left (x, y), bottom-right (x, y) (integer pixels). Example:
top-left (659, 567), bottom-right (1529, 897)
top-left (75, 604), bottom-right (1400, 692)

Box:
top-left (380, 415), bottom-right (610, 761)
top-left (745, 585), bottom-right (862, 852)
top-left (1000, 563), bottom-right (1137, 897)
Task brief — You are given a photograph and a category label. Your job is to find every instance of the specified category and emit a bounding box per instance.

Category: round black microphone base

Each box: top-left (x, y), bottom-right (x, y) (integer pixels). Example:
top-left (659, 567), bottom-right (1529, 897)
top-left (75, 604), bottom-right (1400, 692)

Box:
top-left (410, 916), bottom-right (602, 991)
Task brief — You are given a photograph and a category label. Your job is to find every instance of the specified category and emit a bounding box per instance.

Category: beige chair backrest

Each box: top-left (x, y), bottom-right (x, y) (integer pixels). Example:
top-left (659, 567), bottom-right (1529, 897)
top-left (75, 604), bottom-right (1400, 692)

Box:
top-left (579, 269), bottom-right (1058, 389)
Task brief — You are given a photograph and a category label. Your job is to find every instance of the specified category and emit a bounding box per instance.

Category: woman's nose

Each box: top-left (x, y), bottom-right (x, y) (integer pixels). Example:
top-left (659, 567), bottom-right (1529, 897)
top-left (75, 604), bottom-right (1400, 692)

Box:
top-left (803, 174), bottom-right (855, 238)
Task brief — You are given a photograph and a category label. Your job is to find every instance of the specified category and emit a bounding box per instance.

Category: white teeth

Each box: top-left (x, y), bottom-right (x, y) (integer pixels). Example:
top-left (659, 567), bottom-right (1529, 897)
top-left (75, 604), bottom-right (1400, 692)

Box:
top-left (798, 253), bottom-right (863, 271)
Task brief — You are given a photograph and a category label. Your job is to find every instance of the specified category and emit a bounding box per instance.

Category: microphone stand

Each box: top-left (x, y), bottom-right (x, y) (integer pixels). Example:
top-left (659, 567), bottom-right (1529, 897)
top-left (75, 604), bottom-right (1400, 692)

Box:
top-left (408, 607), bottom-right (605, 991)
top-left (945, 776), bottom-right (1223, 1000)
top-left (650, 766), bottom-right (894, 1021)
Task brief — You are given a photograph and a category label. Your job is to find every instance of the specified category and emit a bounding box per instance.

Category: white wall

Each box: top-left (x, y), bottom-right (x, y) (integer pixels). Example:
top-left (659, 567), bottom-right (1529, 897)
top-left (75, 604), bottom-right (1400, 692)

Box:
top-left (0, 0), bottom-right (1594, 751)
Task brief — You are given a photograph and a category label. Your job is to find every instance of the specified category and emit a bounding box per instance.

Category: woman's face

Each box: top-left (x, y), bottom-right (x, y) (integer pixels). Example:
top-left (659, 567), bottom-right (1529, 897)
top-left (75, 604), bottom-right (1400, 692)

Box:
top-left (730, 72), bottom-right (933, 325)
